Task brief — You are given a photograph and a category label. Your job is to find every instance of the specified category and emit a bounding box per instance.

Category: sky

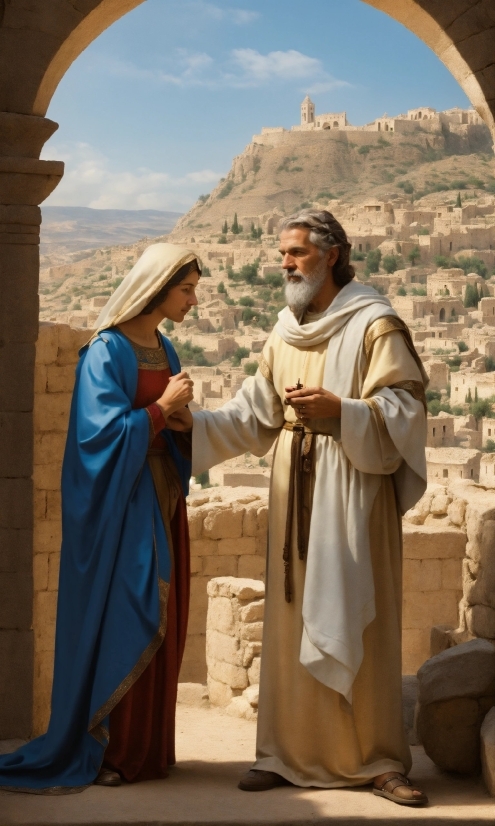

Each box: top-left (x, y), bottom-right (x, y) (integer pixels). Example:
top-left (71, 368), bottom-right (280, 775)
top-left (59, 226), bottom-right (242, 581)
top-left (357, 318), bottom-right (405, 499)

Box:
top-left (41, 0), bottom-right (472, 213)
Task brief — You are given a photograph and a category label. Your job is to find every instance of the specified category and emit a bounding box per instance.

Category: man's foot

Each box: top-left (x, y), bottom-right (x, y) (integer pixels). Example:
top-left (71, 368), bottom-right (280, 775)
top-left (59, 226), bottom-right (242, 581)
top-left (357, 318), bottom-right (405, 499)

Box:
top-left (238, 769), bottom-right (289, 791)
top-left (373, 772), bottom-right (427, 806)
top-left (94, 769), bottom-right (122, 787)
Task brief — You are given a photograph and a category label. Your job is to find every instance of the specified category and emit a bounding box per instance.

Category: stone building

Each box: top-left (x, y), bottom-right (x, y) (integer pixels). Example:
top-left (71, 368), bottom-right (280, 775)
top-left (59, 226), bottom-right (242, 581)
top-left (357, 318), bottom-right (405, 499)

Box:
top-left (426, 413), bottom-right (455, 448)
top-left (425, 447), bottom-right (481, 483)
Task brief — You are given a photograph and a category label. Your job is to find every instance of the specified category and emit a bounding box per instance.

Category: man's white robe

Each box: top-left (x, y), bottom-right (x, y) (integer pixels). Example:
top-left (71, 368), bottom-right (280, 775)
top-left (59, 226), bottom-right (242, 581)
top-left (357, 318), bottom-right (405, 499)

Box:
top-left (192, 282), bottom-right (427, 786)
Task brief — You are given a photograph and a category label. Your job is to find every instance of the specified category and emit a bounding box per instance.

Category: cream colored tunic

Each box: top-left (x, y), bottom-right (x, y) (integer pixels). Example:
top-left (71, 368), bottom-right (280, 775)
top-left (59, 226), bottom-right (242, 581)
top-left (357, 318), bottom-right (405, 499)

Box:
top-left (193, 325), bottom-right (425, 787)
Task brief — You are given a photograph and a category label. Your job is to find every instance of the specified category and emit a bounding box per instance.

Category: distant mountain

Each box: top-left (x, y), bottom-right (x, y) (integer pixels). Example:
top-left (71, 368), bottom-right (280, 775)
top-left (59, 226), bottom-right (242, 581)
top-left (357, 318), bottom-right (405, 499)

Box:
top-left (40, 206), bottom-right (183, 254)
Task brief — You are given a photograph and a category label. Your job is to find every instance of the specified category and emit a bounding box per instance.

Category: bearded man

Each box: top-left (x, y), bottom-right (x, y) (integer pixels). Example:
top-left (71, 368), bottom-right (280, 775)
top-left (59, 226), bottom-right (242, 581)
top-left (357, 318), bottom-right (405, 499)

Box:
top-left (172, 210), bottom-right (428, 805)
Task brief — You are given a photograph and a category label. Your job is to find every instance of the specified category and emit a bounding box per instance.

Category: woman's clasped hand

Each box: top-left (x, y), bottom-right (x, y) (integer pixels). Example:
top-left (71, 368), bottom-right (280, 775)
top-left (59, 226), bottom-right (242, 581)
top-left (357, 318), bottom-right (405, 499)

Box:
top-left (156, 371), bottom-right (194, 420)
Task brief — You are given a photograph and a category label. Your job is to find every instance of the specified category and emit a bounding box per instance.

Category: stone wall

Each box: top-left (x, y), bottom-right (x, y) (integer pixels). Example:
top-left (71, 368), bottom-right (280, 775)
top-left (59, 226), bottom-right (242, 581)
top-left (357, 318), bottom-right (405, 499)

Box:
top-left (206, 577), bottom-right (264, 719)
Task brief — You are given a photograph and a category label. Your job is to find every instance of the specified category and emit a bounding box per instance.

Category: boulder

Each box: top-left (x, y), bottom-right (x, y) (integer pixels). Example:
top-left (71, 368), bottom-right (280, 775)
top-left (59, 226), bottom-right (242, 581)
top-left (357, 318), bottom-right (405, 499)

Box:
top-left (417, 639), bottom-right (495, 774)
top-left (481, 707), bottom-right (495, 796)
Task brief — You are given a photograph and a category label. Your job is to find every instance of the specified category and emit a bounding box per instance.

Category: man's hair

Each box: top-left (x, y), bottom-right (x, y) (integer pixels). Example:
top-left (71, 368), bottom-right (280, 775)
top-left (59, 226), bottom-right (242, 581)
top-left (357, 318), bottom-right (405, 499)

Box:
top-left (280, 210), bottom-right (355, 287)
top-left (141, 260), bottom-right (200, 315)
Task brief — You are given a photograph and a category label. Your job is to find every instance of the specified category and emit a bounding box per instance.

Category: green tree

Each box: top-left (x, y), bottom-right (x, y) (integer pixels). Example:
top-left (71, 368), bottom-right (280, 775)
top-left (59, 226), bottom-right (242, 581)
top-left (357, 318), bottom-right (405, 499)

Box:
top-left (217, 281), bottom-right (226, 294)
top-left (483, 439), bottom-right (495, 453)
top-left (397, 286), bottom-right (407, 296)
top-left (231, 346), bottom-right (250, 367)
top-left (365, 249), bottom-right (381, 275)
top-left (470, 399), bottom-right (494, 419)
top-left (163, 319), bottom-right (174, 333)
top-left (407, 246), bottom-right (421, 266)
top-left (195, 470), bottom-right (210, 488)
top-left (382, 254), bottom-right (399, 274)
top-left (231, 213), bottom-right (242, 234)
top-left (222, 220), bottom-right (228, 234)
top-left (464, 283), bottom-right (479, 308)
top-left (456, 191), bottom-right (462, 208)
top-left (457, 256), bottom-right (488, 278)
top-left (244, 361), bottom-right (258, 376)
top-left (239, 296), bottom-right (254, 307)
top-left (202, 265), bottom-right (211, 277)
top-left (466, 388), bottom-right (473, 403)
top-left (458, 341), bottom-right (468, 353)
top-left (485, 357), bottom-right (495, 372)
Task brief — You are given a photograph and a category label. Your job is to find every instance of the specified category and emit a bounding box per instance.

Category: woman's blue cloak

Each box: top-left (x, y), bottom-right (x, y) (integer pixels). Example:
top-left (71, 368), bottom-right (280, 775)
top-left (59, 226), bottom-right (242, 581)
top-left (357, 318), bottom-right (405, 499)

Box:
top-left (0, 330), bottom-right (190, 793)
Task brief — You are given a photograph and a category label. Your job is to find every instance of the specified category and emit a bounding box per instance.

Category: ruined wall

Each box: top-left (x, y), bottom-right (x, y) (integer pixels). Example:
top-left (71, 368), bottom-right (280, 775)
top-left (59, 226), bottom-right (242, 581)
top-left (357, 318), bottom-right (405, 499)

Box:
top-left (32, 323), bottom-right (468, 733)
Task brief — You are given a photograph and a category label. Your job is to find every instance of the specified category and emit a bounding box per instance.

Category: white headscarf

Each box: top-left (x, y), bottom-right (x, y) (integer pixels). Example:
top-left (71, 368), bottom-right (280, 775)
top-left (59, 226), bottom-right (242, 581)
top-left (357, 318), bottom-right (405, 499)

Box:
top-left (92, 242), bottom-right (201, 338)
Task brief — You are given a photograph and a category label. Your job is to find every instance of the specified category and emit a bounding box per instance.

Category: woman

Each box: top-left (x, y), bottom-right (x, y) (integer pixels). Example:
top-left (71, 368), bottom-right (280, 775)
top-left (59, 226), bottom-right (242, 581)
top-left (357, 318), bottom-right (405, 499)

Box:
top-left (0, 243), bottom-right (198, 793)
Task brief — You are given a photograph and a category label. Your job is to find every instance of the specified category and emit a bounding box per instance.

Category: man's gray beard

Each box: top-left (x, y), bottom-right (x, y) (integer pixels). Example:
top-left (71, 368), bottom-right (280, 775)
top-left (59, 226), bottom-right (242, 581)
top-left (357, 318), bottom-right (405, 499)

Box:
top-left (284, 258), bottom-right (328, 316)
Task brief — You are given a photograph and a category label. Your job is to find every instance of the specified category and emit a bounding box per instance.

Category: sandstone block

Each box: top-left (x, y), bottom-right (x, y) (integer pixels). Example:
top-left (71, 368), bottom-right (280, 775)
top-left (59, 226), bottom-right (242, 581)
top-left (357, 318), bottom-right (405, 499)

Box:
top-left (238, 555), bottom-right (266, 580)
top-left (242, 503), bottom-right (258, 536)
top-left (33, 392), bottom-right (71, 433)
top-left (33, 520), bottom-right (61, 555)
top-left (430, 494), bottom-right (452, 515)
top-left (36, 328), bottom-right (58, 365)
top-left (255, 536), bottom-right (267, 556)
top-left (403, 524), bottom-right (466, 559)
top-left (206, 576), bottom-right (265, 600)
top-left (217, 536), bottom-right (256, 556)
top-left (34, 364), bottom-right (47, 394)
top-left (187, 509), bottom-right (204, 541)
top-left (240, 621), bottom-right (264, 642)
top-left (208, 659), bottom-right (248, 691)
top-left (240, 599), bottom-right (264, 623)
top-left (481, 707), bottom-right (495, 796)
top-left (403, 559), bottom-right (441, 592)
top-left (242, 641), bottom-right (262, 667)
top-left (33, 590), bottom-right (57, 652)
top-left (206, 597), bottom-right (235, 635)
top-left (206, 629), bottom-right (242, 665)
top-left (441, 558), bottom-right (462, 591)
top-left (46, 363), bottom-right (76, 394)
top-left (190, 555), bottom-right (202, 575)
top-left (465, 604), bottom-right (495, 639)
top-left (203, 555), bottom-right (237, 578)
top-left (225, 695), bottom-right (257, 721)
top-left (418, 639), bottom-right (495, 705)
top-left (47, 553), bottom-right (60, 591)
top-left (248, 656), bottom-right (261, 685)
top-left (403, 589), bottom-right (458, 631)
top-left (190, 539), bottom-right (217, 557)
top-left (203, 506), bottom-right (243, 539)
top-left (33, 462), bottom-right (61, 492)
top-left (33, 553), bottom-right (49, 592)
top-left (243, 684), bottom-right (259, 708)
top-left (34, 432), bottom-right (66, 467)
top-left (33, 489), bottom-right (46, 521)
top-left (447, 498), bottom-right (466, 526)
top-left (256, 506), bottom-right (268, 536)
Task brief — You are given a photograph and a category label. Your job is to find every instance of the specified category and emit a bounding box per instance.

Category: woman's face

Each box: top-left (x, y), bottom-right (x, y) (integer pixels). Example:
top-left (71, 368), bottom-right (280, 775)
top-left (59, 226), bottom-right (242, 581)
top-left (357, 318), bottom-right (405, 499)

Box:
top-left (158, 269), bottom-right (200, 323)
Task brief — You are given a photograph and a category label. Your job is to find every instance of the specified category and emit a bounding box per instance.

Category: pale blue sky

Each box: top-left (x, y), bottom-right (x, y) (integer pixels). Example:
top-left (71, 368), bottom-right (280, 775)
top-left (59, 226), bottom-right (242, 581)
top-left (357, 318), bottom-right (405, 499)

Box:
top-left (42, 0), bottom-right (471, 212)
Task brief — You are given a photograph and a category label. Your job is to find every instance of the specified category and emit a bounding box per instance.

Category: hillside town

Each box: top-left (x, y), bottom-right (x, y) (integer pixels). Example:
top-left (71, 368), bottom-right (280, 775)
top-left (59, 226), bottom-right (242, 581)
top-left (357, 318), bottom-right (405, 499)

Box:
top-left (38, 102), bottom-right (495, 489)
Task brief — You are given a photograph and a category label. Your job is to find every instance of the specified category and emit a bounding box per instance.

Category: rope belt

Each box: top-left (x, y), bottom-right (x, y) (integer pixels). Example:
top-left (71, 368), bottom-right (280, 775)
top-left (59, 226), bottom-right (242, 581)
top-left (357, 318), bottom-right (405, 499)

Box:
top-left (282, 422), bottom-right (327, 603)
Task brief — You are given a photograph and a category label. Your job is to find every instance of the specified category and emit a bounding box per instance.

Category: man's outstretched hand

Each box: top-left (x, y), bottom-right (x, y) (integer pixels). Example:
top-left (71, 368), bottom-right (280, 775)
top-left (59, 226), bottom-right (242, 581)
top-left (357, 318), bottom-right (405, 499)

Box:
top-left (166, 407), bottom-right (193, 432)
top-left (284, 385), bottom-right (341, 422)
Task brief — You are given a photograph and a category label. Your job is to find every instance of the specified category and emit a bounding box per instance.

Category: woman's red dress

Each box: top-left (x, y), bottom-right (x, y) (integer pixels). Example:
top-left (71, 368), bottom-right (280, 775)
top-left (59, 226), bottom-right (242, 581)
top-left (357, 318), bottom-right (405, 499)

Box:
top-left (103, 342), bottom-right (190, 782)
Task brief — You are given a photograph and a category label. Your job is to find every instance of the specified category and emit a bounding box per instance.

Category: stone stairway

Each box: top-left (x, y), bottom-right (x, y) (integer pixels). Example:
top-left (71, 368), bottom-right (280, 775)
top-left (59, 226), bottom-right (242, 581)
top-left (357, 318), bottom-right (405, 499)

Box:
top-left (0, 706), bottom-right (492, 826)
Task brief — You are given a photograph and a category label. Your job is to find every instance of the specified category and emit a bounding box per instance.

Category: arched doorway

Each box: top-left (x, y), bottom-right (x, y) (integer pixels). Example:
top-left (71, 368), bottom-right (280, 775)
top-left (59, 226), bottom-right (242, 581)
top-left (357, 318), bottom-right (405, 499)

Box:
top-left (1, 0), bottom-right (495, 739)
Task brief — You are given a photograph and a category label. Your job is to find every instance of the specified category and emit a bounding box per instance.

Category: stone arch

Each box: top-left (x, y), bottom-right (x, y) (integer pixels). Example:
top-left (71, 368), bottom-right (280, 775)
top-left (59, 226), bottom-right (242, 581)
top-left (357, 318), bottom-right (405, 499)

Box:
top-left (439, 307), bottom-right (446, 321)
top-left (2, 0), bottom-right (495, 740)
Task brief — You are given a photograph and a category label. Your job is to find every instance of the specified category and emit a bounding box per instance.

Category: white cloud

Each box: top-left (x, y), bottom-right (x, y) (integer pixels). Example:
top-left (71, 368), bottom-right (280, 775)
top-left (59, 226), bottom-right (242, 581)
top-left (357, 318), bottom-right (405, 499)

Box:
top-left (97, 48), bottom-right (350, 93)
top-left (193, 2), bottom-right (259, 25)
top-left (41, 143), bottom-right (224, 211)
top-left (231, 49), bottom-right (322, 82)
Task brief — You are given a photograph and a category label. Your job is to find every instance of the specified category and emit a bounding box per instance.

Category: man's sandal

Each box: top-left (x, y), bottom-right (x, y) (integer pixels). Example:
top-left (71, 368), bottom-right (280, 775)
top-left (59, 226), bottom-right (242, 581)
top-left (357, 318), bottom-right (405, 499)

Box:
top-left (373, 774), bottom-right (428, 806)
